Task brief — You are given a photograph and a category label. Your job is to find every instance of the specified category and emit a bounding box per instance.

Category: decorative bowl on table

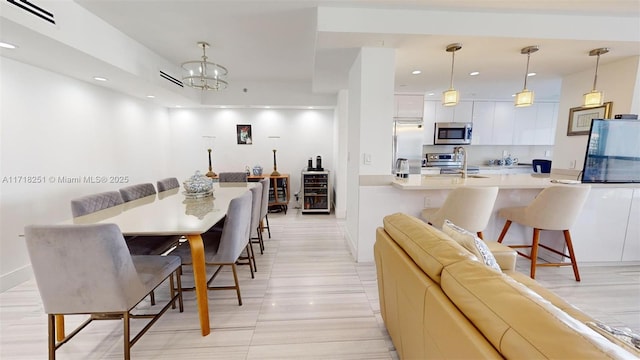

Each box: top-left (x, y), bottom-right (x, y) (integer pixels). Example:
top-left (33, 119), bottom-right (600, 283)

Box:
top-left (252, 165), bottom-right (263, 176)
top-left (183, 171), bottom-right (214, 198)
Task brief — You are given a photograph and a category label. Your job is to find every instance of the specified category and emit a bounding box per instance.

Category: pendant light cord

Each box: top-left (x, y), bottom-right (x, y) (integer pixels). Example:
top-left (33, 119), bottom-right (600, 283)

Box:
top-left (523, 51), bottom-right (531, 90)
top-left (449, 50), bottom-right (456, 89)
top-left (592, 53), bottom-right (600, 91)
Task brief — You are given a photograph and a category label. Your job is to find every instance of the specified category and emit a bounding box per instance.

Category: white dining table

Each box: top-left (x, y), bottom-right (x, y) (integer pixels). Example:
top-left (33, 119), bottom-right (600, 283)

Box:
top-left (58, 182), bottom-right (255, 338)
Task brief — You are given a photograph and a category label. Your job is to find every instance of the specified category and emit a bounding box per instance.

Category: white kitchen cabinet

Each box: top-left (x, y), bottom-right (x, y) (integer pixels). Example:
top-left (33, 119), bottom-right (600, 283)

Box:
top-left (513, 105), bottom-right (538, 145)
top-left (434, 101), bottom-right (473, 123)
top-left (453, 101), bottom-right (474, 123)
top-left (394, 94), bottom-right (424, 118)
top-left (427, 100), bottom-right (558, 146)
top-left (471, 101), bottom-right (495, 145)
top-left (534, 102), bottom-right (558, 145)
top-left (422, 100), bottom-right (437, 144)
top-left (492, 102), bottom-right (516, 145)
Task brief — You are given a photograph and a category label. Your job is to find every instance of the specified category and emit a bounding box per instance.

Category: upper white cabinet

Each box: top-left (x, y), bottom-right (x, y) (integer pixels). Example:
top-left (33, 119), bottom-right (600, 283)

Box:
top-left (492, 102), bottom-right (516, 145)
top-left (424, 100), bottom-right (558, 146)
top-left (471, 101), bottom-right (495, 145)
top-left (534, 103), bottom-right (558, 145)
top-left (394, 95), bottom-right (424, 118)
top-left (434, 101), bottom-right (473, 123)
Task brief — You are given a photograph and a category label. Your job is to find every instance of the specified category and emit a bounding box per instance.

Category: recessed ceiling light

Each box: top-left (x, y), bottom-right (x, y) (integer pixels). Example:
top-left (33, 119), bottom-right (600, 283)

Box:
top-left (511, 94), bottom-right (516, 97)
top-left (0, 42), bottom-right (17, 49)
top-left (427, 92), bottom-right (435, 96)
top-left (146, 95), bottom-right (155, 98)
top-left (175, 105), bottom-right (182, 108)
top-left (527, 72), bottom-right (536, 77)
top-left (469, 71), bottom-right (480, 76)
top-left (308, 106), bottom-right (314, 109)
top-left (411, 70), bottom-right (422, 75)
top-left (93, 76), bottom-right (108, 82)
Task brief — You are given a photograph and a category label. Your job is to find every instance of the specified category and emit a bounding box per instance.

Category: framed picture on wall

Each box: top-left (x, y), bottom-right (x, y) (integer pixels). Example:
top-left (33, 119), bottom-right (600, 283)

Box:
top-left (236, 124), bottom-right (252, 144)
top-left (567, 102), bottom-right (612, 136)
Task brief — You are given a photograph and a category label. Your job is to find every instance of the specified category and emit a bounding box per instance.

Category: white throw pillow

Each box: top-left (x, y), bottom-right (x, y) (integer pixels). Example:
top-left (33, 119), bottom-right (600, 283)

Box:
top-left (442, 219), bottom-right (501, 272)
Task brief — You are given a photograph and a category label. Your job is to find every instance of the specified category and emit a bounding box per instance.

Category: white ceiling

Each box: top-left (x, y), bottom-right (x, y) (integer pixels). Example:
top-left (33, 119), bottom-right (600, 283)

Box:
top-left (2, 0), bottom-right (639, 106)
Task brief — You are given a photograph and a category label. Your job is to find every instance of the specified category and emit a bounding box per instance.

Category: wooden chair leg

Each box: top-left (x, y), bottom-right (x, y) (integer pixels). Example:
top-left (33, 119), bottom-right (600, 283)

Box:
top-left (564, 230), bottom-right (581, 282)
top-left (48, 314), bottom-right (56, 360)
top-left (123, 312), bottom-right (131, 360)
top-left (231, 263), bottom-right (242, 306)
top-left (497, 220), bottom-right (512, 243)
top-left (246, 245), bottom-right (254, 279)
top-left (476, 231), bottom-right (484, 240)
top-left (530, 228), bottom-right (541, 279)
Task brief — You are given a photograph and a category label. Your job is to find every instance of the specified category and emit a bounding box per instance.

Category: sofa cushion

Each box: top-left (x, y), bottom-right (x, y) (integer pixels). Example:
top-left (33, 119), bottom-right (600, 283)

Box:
top-left (383, 213), bottom-right (474, 284)
top-left (441, 260), bottom-right (636, 359)
top-left (442, 219), bottom-right (501, 272)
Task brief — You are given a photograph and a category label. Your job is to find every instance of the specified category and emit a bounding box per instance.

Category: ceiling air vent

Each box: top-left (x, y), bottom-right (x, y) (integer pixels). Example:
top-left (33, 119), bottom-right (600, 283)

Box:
top-left (7, 0), bottom-right (55, 24)
top-left (159, 71), bottom-right (184, 88)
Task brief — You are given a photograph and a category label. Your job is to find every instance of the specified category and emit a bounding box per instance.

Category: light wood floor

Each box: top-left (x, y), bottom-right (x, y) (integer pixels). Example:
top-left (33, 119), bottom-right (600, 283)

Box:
top-left (1, 210), bottom-right (638, 359)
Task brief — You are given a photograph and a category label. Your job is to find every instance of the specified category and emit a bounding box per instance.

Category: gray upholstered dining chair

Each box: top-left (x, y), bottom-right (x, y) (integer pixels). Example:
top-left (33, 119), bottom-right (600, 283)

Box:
top-left (24, 223), bottom-right (183, 360)
top-left (171, 191), bottom-right (253, 305)
top-left (250, 182), bottom-right (265, 254)
top-left (219, 172), bottom-right (248, 182)
top-left (70, 190), bottom-right (124, 217)
top-left (156, 177), bottom-right (180, 192)
top-left (258, 177), bottom-right (271, 239)
top-left (119, 182), bottom-right (156, 202)
top-left (118, 183), bottom-right (182, 256)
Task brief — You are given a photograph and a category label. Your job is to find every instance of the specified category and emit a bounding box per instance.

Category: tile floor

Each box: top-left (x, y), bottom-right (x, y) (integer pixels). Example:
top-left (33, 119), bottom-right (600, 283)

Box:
top-left (1, 209), bottom-right (638, 359)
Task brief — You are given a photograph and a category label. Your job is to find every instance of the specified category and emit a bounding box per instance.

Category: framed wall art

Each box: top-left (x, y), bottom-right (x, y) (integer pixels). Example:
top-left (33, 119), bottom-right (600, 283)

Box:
top-left (236, 124), bottom-right (252, 144)
top-left (567, 102), bottom-right (612, 136)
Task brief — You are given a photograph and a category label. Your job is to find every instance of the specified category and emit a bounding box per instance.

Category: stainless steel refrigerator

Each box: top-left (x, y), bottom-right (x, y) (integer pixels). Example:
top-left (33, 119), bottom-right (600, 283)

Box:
top-left (392, 119), bottom-right (424, 174)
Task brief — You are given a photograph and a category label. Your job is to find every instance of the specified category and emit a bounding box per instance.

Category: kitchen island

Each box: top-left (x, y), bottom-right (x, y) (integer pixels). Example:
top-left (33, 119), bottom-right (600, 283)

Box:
top-left (350, 173), bottom-right (639, 266)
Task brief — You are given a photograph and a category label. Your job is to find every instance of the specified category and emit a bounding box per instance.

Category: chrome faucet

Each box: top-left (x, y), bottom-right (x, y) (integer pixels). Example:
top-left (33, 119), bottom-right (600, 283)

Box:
top-left (454, 146), bottom-right (467, 178)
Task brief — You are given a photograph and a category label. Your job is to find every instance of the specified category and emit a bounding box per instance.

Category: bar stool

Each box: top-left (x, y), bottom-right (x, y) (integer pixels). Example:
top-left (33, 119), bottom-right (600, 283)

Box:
top-left (497, 185), bottom-right (591, 281)
top-left (421, 186), bottom-right (499, 239)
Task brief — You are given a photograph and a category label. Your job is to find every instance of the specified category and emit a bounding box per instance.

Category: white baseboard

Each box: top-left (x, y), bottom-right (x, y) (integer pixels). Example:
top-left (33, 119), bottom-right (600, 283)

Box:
top-left (0, 264), bottom-right (32, 293)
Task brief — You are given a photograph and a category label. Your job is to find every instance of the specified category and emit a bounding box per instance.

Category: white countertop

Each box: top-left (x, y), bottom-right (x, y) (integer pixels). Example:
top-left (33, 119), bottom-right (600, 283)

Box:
top-left (392, 173), bottom-right (640, 190)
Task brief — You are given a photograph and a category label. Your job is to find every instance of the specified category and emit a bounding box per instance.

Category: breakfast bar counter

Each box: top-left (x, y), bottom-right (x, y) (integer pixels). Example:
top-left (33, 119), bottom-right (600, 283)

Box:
top-left (392, 173), bottom-right (640, 190)
top-left (350, 174), bottom-right (639, 265)
top-left (393, 173), bottom-right (555, 190)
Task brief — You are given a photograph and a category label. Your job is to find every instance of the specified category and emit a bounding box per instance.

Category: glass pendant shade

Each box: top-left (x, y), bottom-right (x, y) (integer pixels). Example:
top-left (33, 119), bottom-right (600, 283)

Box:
top-left (515, 89), bottom-right (534, 107)
top-left (583, 48), bottom-right (609, 107)
top-left (583, 90), bottom-right (604, 107)
top-left (442, 89), bottom-right (459, 106)
top-left (514, 45), bottom-right (538, 107)
top-left (182, 42), bottom-right (228, 91)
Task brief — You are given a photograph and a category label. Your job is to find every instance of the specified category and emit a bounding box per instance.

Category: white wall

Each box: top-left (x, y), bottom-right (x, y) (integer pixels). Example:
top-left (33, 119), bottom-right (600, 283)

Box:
top-left (166, 107), bottom-right (335, 208)
top-left (554, 56), bottom-right (640, 172)
top-left (0, 58), bottom-right (172, 290)
top-left (345, 47), bottom-right (395, 261)
top-left (334, 89), bottom-right (349, 218)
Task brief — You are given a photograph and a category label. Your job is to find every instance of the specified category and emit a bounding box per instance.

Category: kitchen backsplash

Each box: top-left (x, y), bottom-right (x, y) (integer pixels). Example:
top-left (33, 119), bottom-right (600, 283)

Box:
top-left (422, 145), bottom-right (553, 166)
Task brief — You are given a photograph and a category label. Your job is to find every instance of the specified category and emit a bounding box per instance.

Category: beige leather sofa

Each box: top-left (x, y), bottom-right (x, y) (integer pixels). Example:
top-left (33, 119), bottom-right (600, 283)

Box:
top-left (374, 213), bottom-right (638, 359)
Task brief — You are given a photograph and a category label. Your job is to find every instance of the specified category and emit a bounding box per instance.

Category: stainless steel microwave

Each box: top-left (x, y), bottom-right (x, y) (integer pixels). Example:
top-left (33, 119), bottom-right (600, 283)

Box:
top-left (434, 122), bottom-right (473, 145)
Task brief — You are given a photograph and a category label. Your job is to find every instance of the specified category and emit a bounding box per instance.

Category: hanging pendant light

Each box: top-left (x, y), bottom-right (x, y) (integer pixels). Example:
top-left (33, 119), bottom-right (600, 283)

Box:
top-left (583, 47), bottom-right (609, 107)
top-left (442, 43), bottom-right (462, 107)
top-left (181, 41), bottom-right (228, 91)
top-left (515, 45), bottom-right (538, 107)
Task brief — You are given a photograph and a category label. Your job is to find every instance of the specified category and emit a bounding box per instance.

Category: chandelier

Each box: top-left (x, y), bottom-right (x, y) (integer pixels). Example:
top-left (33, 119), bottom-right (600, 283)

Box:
top-left (181, 41), bottom-right (228, 91)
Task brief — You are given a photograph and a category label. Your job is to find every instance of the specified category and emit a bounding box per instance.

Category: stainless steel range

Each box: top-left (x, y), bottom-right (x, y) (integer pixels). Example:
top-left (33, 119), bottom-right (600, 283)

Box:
top-left (425, 153), bottom-right (461, 167)
top-left (425, 152), bottom-right (479, 174)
